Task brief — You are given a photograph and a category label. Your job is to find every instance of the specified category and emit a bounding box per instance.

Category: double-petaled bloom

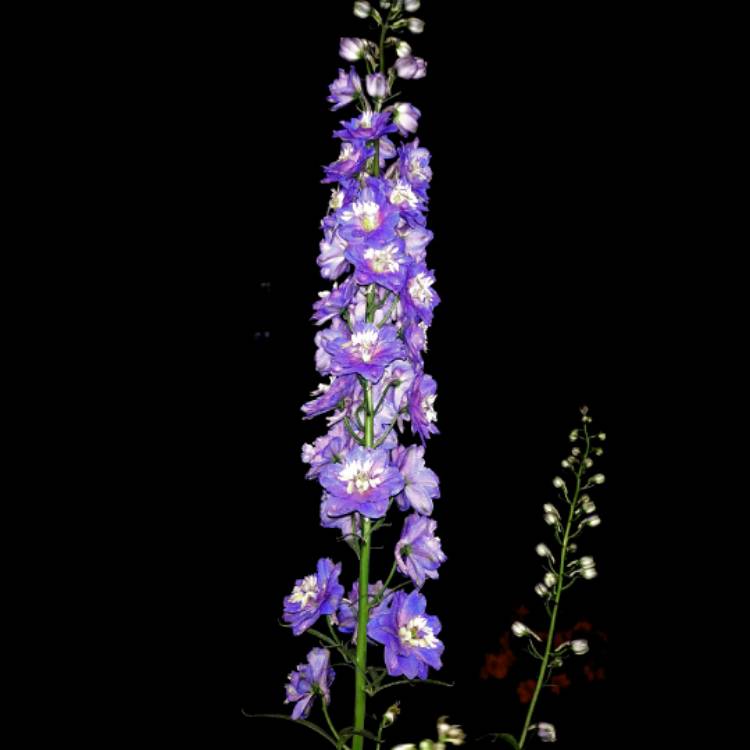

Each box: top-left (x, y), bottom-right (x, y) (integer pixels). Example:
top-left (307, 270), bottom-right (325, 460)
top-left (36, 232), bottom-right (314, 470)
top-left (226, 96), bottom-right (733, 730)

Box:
top-left (284, 648), bottom-right (335, 720)
top-left (283, 558), bottom-right (345, 635)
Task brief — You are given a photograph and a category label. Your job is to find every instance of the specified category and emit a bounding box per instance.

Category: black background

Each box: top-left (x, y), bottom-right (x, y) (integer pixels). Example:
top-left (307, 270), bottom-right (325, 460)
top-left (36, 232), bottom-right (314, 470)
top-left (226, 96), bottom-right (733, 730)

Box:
top-left (97, 0), bottom-right (721, 746)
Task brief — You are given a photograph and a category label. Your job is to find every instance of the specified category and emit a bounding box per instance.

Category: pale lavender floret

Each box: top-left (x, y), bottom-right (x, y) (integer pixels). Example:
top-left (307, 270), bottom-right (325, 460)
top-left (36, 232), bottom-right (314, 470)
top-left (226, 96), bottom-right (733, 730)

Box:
top-left (378, 136), bottom-right (398, 169)
top-left (394, 56), bottom-right (427, 80)
top-left (339, 37), bottom-right (368, 61)
top-left (404, 319), bottom-right (428, 364)
top-left (312, 277), bottom-right (358, 324)
top-left (337, 178), bottom-right (401, 247)
top-left (314, 317), bottom-right (349, 374)
top-left (368, 590), bottom-right (444, 679)
top-left (283, 558), bottom-right (345, 635)
top-left (408, 372), bottom-right (439, 443)
top-left (328, 66), bottom-right (362, 110)
top-left (324, 321), bottom-right (406, 383)
top-left (390, 102), bottom-right (421, 136)
top-left (284, 647), bottom-right (335, 720)
top-left (398, 139), bottom-right (432, 195)
top-left (395, 513), bottom-right (447, 587)
top-left (392, 443), bottom-right (440, 514)
top-left (320, 446), bottom-right (404, 519)
top-left (385, 359), bottom-right (416, 411)
top-left (302, 374), bottom-right (357, 420)
top-left (399, 224), bottom-right (433, 264)
top-left (366, 72), bottom-right (389, 99)
top-left (336, 581), bottom-right (392, 641)
top-left (402, 262), bottom-right (440, 325)
top-left (317, 229), bottom-right (350, 279)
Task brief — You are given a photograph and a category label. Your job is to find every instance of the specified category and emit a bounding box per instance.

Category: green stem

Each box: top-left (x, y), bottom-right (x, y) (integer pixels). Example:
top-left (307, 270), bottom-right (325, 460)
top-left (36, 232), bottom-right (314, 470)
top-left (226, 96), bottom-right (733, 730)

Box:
top-left (322, 698), bottom-right (348, 749)
top-left (518, 423), bottom-right (591, 748)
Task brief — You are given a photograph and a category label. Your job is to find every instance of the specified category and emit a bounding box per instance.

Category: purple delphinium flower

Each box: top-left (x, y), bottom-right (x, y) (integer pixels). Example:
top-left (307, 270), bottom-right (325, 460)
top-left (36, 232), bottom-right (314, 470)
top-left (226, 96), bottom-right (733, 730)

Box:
top-left (314, 317), bottom-right (348, 375)
top-left (334, 110), bottom-right (398, 142)
top-left (323, 142), bottom-right (375, 184)
top-left (399, 224), bottom-right (433, 264)
top-left (337, 179), bottom-right (401, 247)
top-left (390, 102), bottom-right (421, 136)
top-left (284, 647), bottom-right (335, 720)
top-left (283, 558), bottom-right (345, 636)
top-left (336, 580), bottom-right (392, 640)
top-left (368, 590), bottom-right (444, 678)
top-left (320, 446), bottom-right (404, 519)
top-left (408, 372), bottom-right (439, 443)
top-left (392, 444), bottom-right (440, 514)
top-left (324, 321), bottom-right (406, 383)
top-left (398, 139), bottom-right (433, 195)
top-left (312, 277), bottom-right (358, 324)
top-left (328, 66), bottom-right (362, 110)
top-left (395, 514), bottom-right (447, 587)
top-left (339, 37), bottom-right (368, 62)
top-left (302, 374), bottom-right (357, 420)
top-left (365, 72), bottom-right (389, 99)
top-left (402, 262), bottom-right (440, 324)
top-left (404, 319), bottom-right (428, 364)
top-left (345, 240), bottom-right (411, 293)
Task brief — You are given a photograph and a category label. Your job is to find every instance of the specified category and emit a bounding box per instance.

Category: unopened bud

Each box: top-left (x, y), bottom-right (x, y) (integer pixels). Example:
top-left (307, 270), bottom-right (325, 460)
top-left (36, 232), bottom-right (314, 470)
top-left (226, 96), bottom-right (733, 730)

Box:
top-left (582, 498), bottom-right (596, 514)
top-left (535, 543), bottom-right (553, 559)
top-left (536, 722), bottom-right (557, 743)
top-left (569, 429), bottom-right (579, 441)
top-left (581, 566), bottom-right (598, 580)
top-left (437, 717), bottom-right (465, 745)
top-left (584, 515), bottom-right (601, 527)
top-left (543, 503), bottom-right (559, 517)
top-left (561, 459), bottom-right (571, 468)
top-left (543, 513), bottom-right (559, 526)
top-left (598, 432), bottom-right (606, 441)
top-left (383, 703), bottom-right (401, 726)
top-left (535, 583), bottom-right (549, 597)
top-left (584, 457), bottom-right (593, 468)
top-left (592, 473), bottom-right (605, 484)
top-left (407, 17), bottom-right (425, 33)
top-left (512, 621), bottom-right (541, 641)
top-left (396, 40), bottom-right (412, 57)
top-left (552, 476), bottom-right (565, 488)
top-left (544, 572), bottom-right (557, 588)
top-left (571, 639), bottom-right (589, 655)
top-left (353, 1), bottom-right (372, 18)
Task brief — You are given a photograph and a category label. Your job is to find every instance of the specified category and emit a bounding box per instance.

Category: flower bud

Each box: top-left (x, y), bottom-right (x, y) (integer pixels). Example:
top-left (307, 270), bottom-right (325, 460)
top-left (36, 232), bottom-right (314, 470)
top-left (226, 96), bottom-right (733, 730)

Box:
top-left (396, 40), bottom-right (412, 57)
top-left (393, 745), bottom-right (417, 750)
top-left (339, 37), bottom-right (368, 61)
top-left (405, 0), bottom-right (421, 11)
top-left (584, 457), bottom-right (593, 468)
top-left (579, 556), bottom-right (595, 569)
top-left (598, 432), bottom-right (606, 441)
top-left (391, 101), bottom-right (421, 134)
top-left (535, 543), bottom-right (552, 559)
top-left (592, 473), bottom-right (605, 484)
top-left (353, 1), bottom-right (372, 17)
top-left (569, 429), bottom-right (579, 441)
top-left (571, 639), bottom-right (589, 655)
top-left (366, 72), bottom-right (388, 98)
top-left (571, 447), bottom-right (581, 456)
top-left (593, 447), bottom-right (604, 456)
top-left (394, 55), bottom-right (427, 79)
top-left (408, 17), bottom-right (425, 33)
top-left (567, 542), bottom-right (578, 553)
top-left (543, 503), bottom-right (559, 517)
top-left (437, 717), bottom-right (465, 745)
top-left (544, 572), bottom-right (557, 588)
top-left (534, 583), bottom-right (549, 597)
top-left (512, 621), bottom-right (542, 641)
top-left (383, 702), bottom-right (401, 726)
top-left (543, 513), bottom-right (559, 527)
top-left (536, 722), bottom-right (557, 742)
top-left (552, 476), bottom-right (565, 488)
top-left (581, 566), bottom-right (598, 580)
top-left (584, 515), bottom-right (601, 527)
top-left (561, 459), bottom-right (571, 468)
top-left (419, 742), bottom-right (435, 750)
top-left (582, 498), bottom-right (596, 514)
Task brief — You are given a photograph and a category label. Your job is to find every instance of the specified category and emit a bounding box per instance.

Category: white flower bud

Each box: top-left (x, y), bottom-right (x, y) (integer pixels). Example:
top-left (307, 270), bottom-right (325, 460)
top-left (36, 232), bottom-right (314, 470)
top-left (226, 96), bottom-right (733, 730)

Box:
top-left (584, 457), bottom-right (593, 468)
top-left (379, 1), bottom-right (391, 7)
top-left (512, 621), bottom-right (542, 641)
top-left (579, 556), bottom-right (595, 569)
top-left (543, 503), bottom-right (559, 517)
top-left (543, 513), bottom-right (559, 526)
top-left (582, 498), bottom-right (596, 513)
top-left (561, 459), bottom-right (570, 468)
top-left (598, 432), bottom-right (606, 441)
top-left (407, 17), bottom-right (425, 33)
top-left (584, 514), bottom-right (601, 527)
top-left (535, 543), bottom-right (552, 559)
top-left (569, 429), bottom-right (578, 441)
top-left (571, 639), bottom-right (589, 655)
top-left (393, 745), bottom-right (417, 750)
top-left (593, 447), bottom-right (604, 456)
top-left (353, 1), bottom-right (372, 17)
top-left (581, 566), bottom-right (598, 580)
top-left (383, 703), bottom-right (400, 726)
top-left (582, 415), bottom-right (592, 423)
top-left (396, 40), bottom-right (412, 57)
top-left (567, 542), bottom-right (578, 553)
top-left (552, 476), bottom-right (565, 488)
top-left (405, 0), bottom-right (421, 11)
top-left (437, 717), bottom-right (465, 745)
top-left (571, 447), bottom-right (581, 456)
top-left (544, 572), bottom-right (557, 588)
top-left (592, 473), bottom-right (605, 484)
top-left (536, 722), bottom-right (557, 743)
top-left (535, 583), bottom-right (549, 597)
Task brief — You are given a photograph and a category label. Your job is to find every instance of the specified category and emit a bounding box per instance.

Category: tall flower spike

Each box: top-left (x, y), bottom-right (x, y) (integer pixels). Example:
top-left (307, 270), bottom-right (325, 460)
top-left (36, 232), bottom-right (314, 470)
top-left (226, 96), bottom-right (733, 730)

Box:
top-left (282, 4), bottom-right (442, 748)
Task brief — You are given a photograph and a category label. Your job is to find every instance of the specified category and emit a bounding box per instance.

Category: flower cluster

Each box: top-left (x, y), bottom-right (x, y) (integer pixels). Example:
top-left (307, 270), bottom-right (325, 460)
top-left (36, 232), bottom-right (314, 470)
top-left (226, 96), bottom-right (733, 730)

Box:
top-left (280, 0), bottom-right (446, 736)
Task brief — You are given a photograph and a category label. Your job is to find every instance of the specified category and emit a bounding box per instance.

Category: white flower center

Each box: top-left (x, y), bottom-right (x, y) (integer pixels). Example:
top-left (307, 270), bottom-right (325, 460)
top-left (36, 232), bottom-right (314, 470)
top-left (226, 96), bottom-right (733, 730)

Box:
top-left (399, 615), bottom-right (439, 649)
top-left (364, 244), bottom-right (401, 274)
top-left (352, 200), bottom-right (381, 232)
top-left (289, 575), bottom-right (319, 608)
top-left (338, 143), bottom-right (356, 162)
top-left (348, 327), bottom-right (380, 362)
top-left (329, 188), bottom-right (344, 210)
top-left (422, 394), bottom-right (437, 422)
top-left (359, 111), bottom-right (373, 128)
top-left (338, 456), bottom-right (385, 494)
top-left (389, 180), bottom-right (419, 208)
top-left (409, 272), bottom-right (434, 305)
